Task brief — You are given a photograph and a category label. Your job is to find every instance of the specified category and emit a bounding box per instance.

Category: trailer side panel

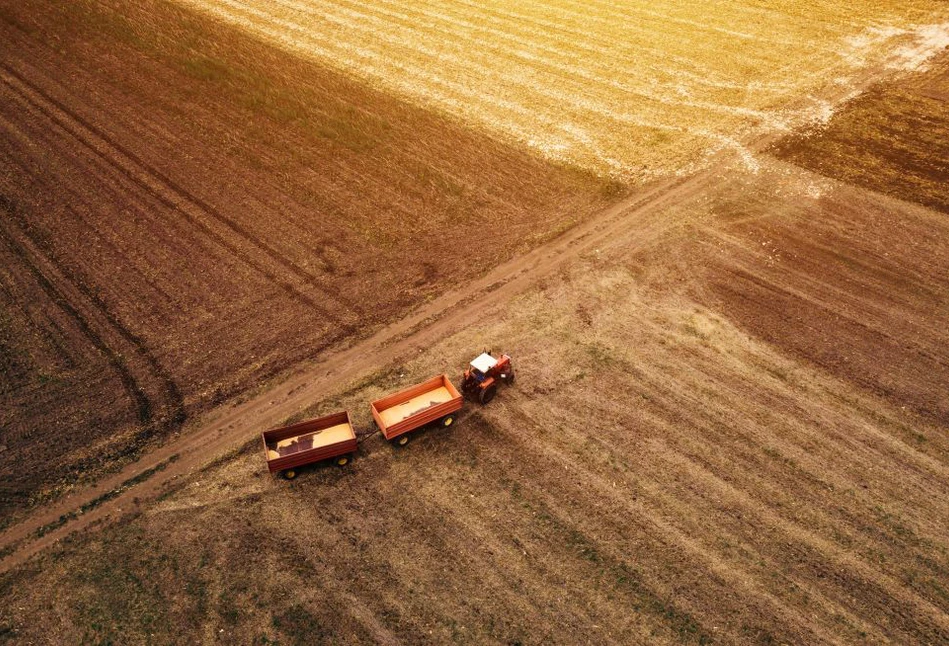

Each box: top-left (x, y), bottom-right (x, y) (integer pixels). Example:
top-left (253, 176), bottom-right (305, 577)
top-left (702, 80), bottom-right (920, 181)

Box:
top-left (262, 410), bottom-right (357, 474)
top-left (371, 374), bottom-right (463, 440)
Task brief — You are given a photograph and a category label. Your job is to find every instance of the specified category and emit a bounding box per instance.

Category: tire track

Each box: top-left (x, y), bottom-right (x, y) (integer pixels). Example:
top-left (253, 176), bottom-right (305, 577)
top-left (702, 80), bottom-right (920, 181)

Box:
top-left (0, 196), bottom-right (160, 429)
top-left (0, 62), bottom-right (359, 328)
top-left (0, 117), bottom-right (191, 444)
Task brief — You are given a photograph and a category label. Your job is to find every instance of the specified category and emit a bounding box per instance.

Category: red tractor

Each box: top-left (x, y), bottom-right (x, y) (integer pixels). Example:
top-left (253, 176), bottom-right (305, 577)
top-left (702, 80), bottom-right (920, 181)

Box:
top-left (460, 351), bottom-right (515, 404)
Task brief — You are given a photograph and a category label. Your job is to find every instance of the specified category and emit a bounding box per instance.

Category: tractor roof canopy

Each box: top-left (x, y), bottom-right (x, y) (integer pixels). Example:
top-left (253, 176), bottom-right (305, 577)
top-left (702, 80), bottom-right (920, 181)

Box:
top-left (470, 353), bottom-right (498, 374)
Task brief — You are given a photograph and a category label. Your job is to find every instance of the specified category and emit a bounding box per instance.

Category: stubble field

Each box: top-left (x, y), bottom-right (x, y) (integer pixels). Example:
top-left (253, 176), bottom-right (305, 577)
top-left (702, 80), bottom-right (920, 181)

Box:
top-left (1, 1), bottom-right (949, 644)
top-left (181, 0), bottom-right (949, 177)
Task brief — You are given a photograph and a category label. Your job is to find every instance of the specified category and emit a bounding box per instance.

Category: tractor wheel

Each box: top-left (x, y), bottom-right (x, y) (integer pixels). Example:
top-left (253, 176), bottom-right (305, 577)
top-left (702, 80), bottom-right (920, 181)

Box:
top-left (396, 434), bottom-right (410, 447)
top-left (441, 414), bottom-right (456, 427)
top-left (479, 384), bottom-right (497, 405)
top-left (336, 455), bottom-right (350, 467)
top-left (282, 469), bottom-right (297, 481)
top-left (506, 370), bottom-right (516, 385)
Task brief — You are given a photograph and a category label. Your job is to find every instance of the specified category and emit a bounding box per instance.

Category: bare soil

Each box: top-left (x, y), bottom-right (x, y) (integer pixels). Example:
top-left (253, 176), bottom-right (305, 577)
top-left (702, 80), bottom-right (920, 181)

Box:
top-left (773, 58), bottom-right (949, 214)
top-left (1, 3), bottom-right (948, 645)
top-left (0, 0), bottom-right (613, 518)
top-left (691, 176), bottom-right (949, 425)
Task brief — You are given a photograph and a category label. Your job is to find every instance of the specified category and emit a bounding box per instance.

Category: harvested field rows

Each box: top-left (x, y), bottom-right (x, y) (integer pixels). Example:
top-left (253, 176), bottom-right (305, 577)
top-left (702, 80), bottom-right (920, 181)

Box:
top-left (180, 0), bottom-right (949, 177)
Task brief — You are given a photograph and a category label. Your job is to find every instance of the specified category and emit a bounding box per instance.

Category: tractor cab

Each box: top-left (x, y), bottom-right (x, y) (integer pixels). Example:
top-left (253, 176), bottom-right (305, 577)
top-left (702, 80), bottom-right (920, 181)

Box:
top-left (460, 351), bottom-right (515, 404)
top-left (469, 353), bottom-right (498, 381)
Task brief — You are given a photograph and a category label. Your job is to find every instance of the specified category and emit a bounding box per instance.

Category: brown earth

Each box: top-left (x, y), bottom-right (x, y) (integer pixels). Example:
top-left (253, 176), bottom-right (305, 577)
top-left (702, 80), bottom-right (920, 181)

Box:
top-left (1, 2), bottom-right (948, 645)
top-left (0, 0), bottom-right (615, 518)
top-left (691, 177), bottom-right (949, 426)
top-left (773, 57), bottom-right (949, 214)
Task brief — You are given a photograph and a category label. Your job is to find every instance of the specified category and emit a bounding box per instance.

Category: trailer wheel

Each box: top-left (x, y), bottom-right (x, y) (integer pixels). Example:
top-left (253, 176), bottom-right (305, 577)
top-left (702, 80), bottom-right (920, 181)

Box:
top-left (282, 469), bottom-right (297, 480)
top-left (336, 455), bottom-right (350, 467)
top-left (441, 414), bottom-right (456, 427)
top-left (396, 435), bottom-right (410, 446)
top-left (479, 384), bottom-right (497, 405)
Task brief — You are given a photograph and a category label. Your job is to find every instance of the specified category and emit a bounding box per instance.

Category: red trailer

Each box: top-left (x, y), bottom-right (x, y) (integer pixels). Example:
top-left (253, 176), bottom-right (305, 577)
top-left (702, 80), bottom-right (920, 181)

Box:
top-left (262, 410), bottom-right (357, 479)
top-left (371, 374), bottom-right (463, 446)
